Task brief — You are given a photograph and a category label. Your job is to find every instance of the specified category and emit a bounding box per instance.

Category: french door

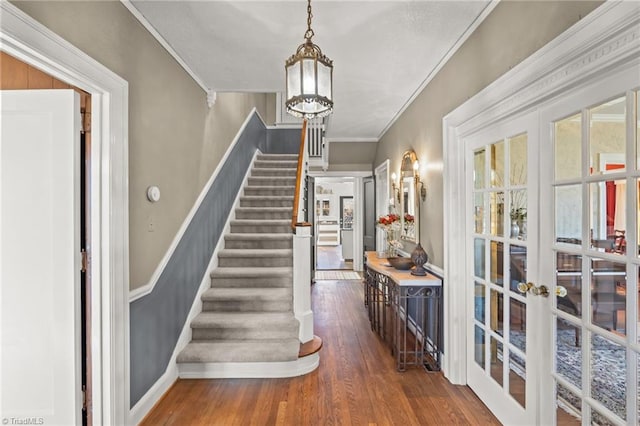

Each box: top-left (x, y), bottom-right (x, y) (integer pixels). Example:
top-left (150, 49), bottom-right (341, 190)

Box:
top-left (466, 113), bottom-right (540, 425)
top-left (466, 65), bottom-right (640, 425)
top-left (538, 69), bottom-right (640, 426)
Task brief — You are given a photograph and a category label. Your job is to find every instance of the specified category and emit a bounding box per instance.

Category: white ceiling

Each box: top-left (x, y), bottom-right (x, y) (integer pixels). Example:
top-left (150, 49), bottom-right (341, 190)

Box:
top-left (129, 0), bottom-right (493, 141)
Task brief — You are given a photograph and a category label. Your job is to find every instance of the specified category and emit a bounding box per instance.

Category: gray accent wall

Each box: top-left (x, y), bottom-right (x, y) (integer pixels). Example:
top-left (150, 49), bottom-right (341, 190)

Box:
top-left (265, 127), bottom-right (303, 154)
top-left (129, 115), bottom-right (299, 406)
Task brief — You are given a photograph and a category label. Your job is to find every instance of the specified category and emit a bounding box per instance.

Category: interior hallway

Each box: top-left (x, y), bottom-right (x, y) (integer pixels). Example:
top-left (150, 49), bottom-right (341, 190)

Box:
top-left (316, 245), bottom-right (353, 270)
top-left (142, 279), bottom-right (499, 425)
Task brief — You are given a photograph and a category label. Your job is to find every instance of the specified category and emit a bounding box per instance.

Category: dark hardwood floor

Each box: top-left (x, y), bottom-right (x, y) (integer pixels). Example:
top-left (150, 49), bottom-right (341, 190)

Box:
top-left (141, 279), bottom-right (500, 425)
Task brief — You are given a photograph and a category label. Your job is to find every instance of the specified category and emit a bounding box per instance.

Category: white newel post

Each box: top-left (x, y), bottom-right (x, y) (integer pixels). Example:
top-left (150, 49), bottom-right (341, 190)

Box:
top-left (293, 225), bottom-right (313, 343)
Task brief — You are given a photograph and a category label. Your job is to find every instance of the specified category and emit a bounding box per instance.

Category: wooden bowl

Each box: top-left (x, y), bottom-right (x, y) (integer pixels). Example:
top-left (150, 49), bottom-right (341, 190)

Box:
top-left (387, 257), bottom-right (414, 270)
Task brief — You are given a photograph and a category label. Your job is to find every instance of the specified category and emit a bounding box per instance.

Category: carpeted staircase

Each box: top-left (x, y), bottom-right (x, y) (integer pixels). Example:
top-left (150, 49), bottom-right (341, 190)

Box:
top-left (177, 153), bottom-right (301, 366)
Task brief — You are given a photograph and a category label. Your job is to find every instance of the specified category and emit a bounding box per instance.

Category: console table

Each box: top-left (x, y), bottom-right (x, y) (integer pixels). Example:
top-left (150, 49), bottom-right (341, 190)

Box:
top-left (364, 251), bottom-right (442, 372)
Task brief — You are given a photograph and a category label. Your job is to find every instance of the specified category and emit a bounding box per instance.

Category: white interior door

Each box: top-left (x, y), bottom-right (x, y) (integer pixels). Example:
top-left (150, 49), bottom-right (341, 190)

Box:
top-left (1, 90), bottom-right (82, 425)
top-left (538, 67), bottom-right (640, 426)
top-left (466, 112), bottom-right (541, 425)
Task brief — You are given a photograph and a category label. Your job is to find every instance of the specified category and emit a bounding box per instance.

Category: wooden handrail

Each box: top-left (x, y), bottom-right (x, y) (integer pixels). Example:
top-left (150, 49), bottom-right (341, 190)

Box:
top-left (292, 119), bottom-right (311, 230)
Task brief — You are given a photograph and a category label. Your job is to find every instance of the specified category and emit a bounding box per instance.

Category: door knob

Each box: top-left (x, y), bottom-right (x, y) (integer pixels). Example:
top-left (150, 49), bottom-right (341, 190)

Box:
top-left (517, 282), bottom-right (551, 297)
top-left (517, 282), bottom-right (533, 294)
top-left (555, 285), bottom-right (567, 297)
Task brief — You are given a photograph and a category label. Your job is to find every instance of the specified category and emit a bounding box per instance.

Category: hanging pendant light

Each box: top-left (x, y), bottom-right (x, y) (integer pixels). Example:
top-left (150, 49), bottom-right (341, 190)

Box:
top-left (285, 0), bottom-right (333, 119)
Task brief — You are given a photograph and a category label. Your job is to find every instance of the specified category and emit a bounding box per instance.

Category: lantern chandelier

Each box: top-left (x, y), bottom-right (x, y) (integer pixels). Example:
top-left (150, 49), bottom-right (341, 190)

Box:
top-left (285, 0), bottom-right (334, 119)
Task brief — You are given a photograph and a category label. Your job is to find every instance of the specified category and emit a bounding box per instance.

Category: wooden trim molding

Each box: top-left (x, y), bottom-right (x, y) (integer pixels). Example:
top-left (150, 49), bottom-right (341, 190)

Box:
top-left (0, 2), bottom-right (130, 423)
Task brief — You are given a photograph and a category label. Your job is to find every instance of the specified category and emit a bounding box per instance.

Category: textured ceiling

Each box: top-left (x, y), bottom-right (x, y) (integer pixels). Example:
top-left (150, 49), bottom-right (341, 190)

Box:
top-left (129, 0), bottom-right (492, 140)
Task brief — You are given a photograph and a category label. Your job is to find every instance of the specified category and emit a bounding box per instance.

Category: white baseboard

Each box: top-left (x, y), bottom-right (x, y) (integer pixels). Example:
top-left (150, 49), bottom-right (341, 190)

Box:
top-left (128, 365), bottom-right (178, 425)
top-left (178, 354), bottom-right (320, 379)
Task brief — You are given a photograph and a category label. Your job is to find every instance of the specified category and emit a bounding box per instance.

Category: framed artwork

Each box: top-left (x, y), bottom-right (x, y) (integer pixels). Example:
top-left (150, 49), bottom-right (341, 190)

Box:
top-left (322, 199), bottom-right (330, 216)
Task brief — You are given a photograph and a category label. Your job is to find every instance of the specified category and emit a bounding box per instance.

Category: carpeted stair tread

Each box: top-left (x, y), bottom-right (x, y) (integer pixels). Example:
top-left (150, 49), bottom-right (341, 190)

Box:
top-left (192, 312), bottom-right (297, 327)
top-left (217, 248), bottom-right (293, 267)
top-left (211, 266), bottom-right (293, 278)
top-left (239, 196), bottom-right (294, 208)
top-left (230, 219), bottom-right (290, 226)
top-left (201, 287), bottom-right (292, 312)
top-left (248, 176), bottom-right (296, 184)
top-left (256, 154), bottom-right (298, 161)
top-left (235, 207), bottom-right (292, 219)
top-left (240, 195), bottom-right (294, 200)
top-left (235, 207), bottom-right (292, 213)
top-left (202, 287), bottom-right (291, 301)
top-left (224, 233), bottom-right (292, 249)
top-left (244, 185), bottom-right (296, 191)
top-left (181, 151), bottom-right (301, 371)
top-left (244, 186), bottom-right (296, 196)
top-left (218, 249), bottom-right (292, 258)
top-left (225, 233), bottom-right (292, 241)
top-left (253, 160), bottom-right (298, 169)
top-left (177, 339), bottom-right (300, 363)
top-left (252, 167), bottom-right (297, 176)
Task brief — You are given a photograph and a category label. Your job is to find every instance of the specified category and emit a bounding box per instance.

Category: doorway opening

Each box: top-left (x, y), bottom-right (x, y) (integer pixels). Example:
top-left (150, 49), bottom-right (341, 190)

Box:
top-left (314, 177), bottom-right (355, 272)
top-left (1, 51), bottom-right (93, 425)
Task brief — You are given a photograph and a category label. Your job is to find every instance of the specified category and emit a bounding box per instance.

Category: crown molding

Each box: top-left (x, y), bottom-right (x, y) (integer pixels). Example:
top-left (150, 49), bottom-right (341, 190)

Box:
top-left (377, 0), bottom-right (500, 140)
top-left (446, 1), bottom-right (640, 137)
top-left (325, 137), bottom-right (379, 143)
top-left (120, 0), bottom-right (210, 95)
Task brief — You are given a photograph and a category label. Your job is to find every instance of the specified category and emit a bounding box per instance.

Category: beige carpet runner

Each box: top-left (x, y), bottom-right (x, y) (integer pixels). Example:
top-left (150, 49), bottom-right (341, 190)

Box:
top-left (177, 153), bottom-right (301, 364)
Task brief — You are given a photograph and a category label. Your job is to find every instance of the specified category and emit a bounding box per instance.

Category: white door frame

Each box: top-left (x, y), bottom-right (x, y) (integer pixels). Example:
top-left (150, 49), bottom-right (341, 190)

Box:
top-left (443, 0), bottom-right (640, 389)
top-left (308, 171), bottom-right (369, 271)
top-left (0, 3), bottom-right (130, 424)
top-left (374, 160), bottom-right (390, 254)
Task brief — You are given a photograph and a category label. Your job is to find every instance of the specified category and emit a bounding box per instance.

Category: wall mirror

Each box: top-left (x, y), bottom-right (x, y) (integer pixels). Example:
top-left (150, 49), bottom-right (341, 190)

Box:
top-left (399, 150), bottom-right (419, 243)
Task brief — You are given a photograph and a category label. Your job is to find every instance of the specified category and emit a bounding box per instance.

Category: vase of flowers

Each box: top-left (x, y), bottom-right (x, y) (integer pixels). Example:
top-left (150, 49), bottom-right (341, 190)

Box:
top-left (377, 213), bottom-right (402, 258)
top-left (510, 207), bottom-right (527, 239)
top-left (403, 213), bottom-right (414, 237)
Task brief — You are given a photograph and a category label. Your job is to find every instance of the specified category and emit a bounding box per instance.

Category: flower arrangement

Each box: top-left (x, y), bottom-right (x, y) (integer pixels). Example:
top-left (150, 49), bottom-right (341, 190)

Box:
top-left (404, 213), bottom-right (414, 222)
top-left (510, 207), bottom-right (527, 221)
top-left (377, 214), bottom-right (403, 257)
top-left (377, 213), bottom-right (400, 229)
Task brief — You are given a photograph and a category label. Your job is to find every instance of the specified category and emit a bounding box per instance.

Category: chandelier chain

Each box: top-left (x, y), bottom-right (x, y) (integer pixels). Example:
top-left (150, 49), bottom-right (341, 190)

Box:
top-left (304, 0), bottom-right (314, 41)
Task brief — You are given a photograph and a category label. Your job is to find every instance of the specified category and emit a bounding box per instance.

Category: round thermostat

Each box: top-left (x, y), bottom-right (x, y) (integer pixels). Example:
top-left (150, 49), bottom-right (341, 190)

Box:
top-left (147, 186), bottom-right (161, 202)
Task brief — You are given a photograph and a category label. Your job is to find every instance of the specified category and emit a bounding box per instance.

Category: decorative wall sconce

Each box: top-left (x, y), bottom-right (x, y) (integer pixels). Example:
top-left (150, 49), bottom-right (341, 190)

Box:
top-left (391, 172), bottom-right (400, 204)
top-left (413, 161), bottom-right (427, 202)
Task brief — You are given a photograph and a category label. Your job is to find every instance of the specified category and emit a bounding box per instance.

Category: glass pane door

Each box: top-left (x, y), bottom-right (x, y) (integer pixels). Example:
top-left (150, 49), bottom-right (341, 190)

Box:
top-left (548, 91), bottom-right (639, 425)
top-left (467, 115), bottom-right (537, 423)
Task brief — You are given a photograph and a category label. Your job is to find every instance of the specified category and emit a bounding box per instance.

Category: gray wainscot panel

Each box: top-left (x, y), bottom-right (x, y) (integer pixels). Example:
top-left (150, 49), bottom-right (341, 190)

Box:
top-left (265, 127), bottom-right (302, 154)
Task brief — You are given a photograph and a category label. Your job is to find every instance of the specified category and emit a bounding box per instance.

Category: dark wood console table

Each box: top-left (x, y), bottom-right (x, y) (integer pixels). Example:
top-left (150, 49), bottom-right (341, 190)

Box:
top-left (364, 252), bottom-right (443, 371)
